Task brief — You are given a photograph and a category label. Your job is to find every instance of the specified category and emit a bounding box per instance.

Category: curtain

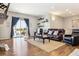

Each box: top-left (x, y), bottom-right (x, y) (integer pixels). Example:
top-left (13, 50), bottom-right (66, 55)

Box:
top-left (24, 18), bottom-right (30, 37)
top-left (11, 17), bottom-right (19, 38)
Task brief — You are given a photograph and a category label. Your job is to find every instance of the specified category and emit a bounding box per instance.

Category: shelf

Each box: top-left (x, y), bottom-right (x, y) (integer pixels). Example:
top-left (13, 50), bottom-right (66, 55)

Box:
top-left (37, 18), bottom-right (48, 28)
top-left (38, 25), bottom-right (44, 27)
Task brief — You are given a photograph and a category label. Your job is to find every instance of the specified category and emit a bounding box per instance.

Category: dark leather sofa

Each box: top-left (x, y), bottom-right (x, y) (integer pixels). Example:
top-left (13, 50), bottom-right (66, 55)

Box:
top-left (34, 28), bottom-right (65, 44)
top-left (47, 29), bottom-right (65, 41)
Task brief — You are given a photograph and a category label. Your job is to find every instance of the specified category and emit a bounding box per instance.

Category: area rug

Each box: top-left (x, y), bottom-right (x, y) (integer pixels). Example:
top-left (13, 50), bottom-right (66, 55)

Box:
top-left (69, 49), bottom-right (79, 56)
top-left (27, 39), bottom-right (65, 52)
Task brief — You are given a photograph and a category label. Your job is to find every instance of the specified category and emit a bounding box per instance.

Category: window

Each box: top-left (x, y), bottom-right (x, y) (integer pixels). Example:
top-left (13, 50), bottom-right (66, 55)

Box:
top-left (13, 19), bottom-right (28, 37)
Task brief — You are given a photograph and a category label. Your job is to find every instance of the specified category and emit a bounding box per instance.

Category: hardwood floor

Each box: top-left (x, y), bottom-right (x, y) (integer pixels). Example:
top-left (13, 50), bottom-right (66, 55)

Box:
top-left (0, 38), bottom-right (79, 56)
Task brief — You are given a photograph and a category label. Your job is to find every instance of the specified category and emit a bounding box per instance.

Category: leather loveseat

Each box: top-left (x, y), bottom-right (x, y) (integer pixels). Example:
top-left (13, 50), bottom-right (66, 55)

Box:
top-left (47, 29), bottom-right (65, 41)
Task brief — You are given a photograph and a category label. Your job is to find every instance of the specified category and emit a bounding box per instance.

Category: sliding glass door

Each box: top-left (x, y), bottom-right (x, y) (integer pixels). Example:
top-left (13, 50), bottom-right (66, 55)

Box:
top-left (11, 17), bottom-right (30, 38)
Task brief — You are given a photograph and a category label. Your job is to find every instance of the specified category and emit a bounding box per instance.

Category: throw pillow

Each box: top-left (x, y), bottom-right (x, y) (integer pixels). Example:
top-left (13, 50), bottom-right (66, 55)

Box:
top-left (48, 31), bottom-right (53, 35)
top-left (53, 31), bottom-right (58, 35)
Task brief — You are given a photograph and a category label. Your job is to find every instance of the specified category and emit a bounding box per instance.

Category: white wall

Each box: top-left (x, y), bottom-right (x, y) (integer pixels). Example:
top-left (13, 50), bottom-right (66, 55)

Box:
top-left (50, 15), bottom-right (64, 29)
top-left (0, 11), bottom-right (38, 39)
top-left (42, 14), bottom-right (51, 30)
top-left (39, 14), bottom-right (64, 30)
top-left (63, 18), bottom-right (72, 34)
top-left (63, 15), bottom-right (79, 34)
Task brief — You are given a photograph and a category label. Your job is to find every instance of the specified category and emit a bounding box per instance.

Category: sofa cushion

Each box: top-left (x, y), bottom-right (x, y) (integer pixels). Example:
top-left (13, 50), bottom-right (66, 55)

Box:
top-left (53, 31), bottom-right (58, 35)
top-left (37, 28), bottom-right (40, 34)
top-left (48, 30), bottom-right (53, 35)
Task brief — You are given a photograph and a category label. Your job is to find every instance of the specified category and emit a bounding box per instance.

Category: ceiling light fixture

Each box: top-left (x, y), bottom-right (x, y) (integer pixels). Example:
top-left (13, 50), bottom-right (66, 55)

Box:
top-left (51, 12), bottom-right (61, 15)
top-left (65, 9), bottom-right (69, 12)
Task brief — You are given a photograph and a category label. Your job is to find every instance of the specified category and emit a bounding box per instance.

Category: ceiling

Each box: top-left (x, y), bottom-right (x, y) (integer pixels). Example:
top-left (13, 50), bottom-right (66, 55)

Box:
top-left (8, 3), bottom-right (79, 18)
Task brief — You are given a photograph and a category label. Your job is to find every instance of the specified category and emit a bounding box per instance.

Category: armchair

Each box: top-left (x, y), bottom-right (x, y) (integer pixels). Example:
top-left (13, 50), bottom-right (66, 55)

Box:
top-left (64, 35), bottom-right (79, 45)
top-left (47, 29), bottom-right (65, 41)
top-left (34, 28), bottom-right (49, 44)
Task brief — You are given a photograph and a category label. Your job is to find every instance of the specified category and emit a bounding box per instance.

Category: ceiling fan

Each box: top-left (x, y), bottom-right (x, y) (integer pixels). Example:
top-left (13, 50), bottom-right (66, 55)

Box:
top-left (0, 3), bottom-right (10, 19)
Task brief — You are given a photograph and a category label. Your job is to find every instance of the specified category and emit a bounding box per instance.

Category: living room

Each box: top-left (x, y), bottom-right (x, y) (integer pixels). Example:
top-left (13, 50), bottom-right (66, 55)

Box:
top-left (1, 3), bottom-right (79, 56)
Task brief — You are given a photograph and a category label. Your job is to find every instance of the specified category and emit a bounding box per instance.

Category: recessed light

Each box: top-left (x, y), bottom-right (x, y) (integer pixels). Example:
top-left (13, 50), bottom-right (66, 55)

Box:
top-left (65, 9), bottom-right (73, 15)
top-left (51, 6), bottom-right (55, 9)
top-left (65, 9), bottom-right (69, 11)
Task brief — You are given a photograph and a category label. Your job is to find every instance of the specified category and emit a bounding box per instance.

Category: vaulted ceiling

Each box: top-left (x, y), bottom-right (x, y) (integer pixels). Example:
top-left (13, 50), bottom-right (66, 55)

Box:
top-left (8, 3), bottom-right (79, 18)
